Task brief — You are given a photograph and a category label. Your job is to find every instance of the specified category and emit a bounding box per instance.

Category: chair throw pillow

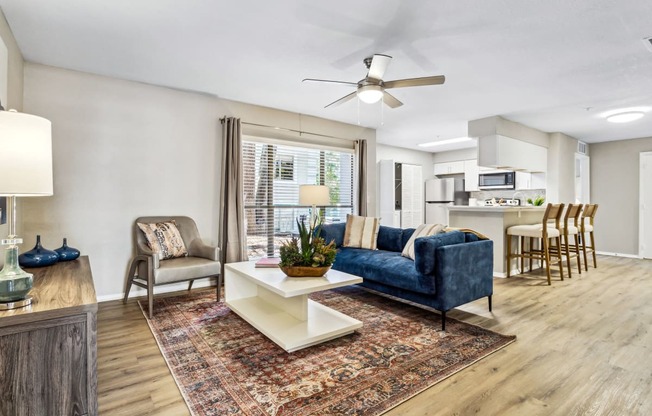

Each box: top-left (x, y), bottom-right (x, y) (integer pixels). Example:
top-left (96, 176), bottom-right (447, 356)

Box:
top-left (343, 214), bottom-right (380, 250)
top-left (402, 223), bottom-right (447, 260)
top-left (137, 221), bottom-right (188, 260)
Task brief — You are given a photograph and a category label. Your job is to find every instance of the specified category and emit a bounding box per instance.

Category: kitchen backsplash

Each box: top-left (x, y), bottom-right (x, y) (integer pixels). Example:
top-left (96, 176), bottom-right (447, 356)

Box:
top-left (470, 189), bottom-right (546, 205)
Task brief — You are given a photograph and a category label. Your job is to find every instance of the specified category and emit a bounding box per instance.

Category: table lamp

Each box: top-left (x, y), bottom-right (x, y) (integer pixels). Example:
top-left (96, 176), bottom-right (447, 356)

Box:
top-left (299, 185), bottom-right (330, 224)
top-left (0, 108), bottom-right (53, 310)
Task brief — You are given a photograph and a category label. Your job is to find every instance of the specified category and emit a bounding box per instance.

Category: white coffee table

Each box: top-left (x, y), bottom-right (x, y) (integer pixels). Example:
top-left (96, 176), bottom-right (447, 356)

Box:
top-left (224, 261), bottom-right (363, 352)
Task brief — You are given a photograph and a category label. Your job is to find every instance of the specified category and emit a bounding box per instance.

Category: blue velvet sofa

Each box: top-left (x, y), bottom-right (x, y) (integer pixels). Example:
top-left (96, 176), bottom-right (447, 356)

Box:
top-left (320, 223), bottom-right (494, 330)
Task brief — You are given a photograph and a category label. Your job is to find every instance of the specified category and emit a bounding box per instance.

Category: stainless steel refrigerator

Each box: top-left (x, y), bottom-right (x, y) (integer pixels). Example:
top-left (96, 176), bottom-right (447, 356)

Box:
top-left (425, 178), bottom-right (469, 224)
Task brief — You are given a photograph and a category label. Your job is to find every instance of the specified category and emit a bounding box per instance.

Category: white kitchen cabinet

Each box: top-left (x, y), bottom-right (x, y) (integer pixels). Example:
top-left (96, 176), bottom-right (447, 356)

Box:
top-left (378, 160), bottom-right (423, 228)
top-left (434, 160), bottom-right (465, 175)
top-left (464, 159), bottom-right (479, 191)
top-left (478, 134), bottom-right (547, 172)
top-left (515, 172), bottom-right (531, 190)
top-left (515, 171), bottom-right (546, 190)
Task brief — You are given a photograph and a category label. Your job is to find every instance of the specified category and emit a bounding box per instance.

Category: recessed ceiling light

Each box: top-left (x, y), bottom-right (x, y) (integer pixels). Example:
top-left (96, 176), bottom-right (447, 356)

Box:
top-left (606, 111), bottom-right (645, 123)
top-left (418, 137), bottom-right (474, 147)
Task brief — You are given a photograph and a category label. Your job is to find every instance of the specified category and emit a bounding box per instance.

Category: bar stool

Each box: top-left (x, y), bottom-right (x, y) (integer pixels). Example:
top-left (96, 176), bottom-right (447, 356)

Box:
top-left (581, 203), bottom-right (599, 269)
top-left (556, 204), bottom-right (583, 277)
top-left (506, 203), bottom-right (565, 285)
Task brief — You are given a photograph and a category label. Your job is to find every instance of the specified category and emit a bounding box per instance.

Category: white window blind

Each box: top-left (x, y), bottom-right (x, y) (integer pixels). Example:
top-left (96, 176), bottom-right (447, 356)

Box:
top-left (243, 138), bottom-right (354, 258)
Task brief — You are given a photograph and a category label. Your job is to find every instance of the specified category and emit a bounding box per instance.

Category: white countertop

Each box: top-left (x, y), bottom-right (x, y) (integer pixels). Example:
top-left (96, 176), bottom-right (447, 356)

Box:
top-left (448, 205), bottom-right (546, 212)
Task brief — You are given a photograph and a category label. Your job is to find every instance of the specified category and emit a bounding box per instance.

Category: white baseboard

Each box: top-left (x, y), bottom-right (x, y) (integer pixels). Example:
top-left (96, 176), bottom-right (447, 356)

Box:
top-left (97, 278), bottom-right (216, 303)
top-left (596, 251), bottom-right (641, 259)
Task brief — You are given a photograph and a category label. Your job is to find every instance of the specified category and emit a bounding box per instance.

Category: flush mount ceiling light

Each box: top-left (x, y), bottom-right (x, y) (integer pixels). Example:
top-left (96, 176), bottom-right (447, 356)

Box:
top-left (357, 85), bottom-right (383, 104)
top-left (606, 111), bottom-right (645, 123)
top-left (418, 137), bottom-right (474, 147)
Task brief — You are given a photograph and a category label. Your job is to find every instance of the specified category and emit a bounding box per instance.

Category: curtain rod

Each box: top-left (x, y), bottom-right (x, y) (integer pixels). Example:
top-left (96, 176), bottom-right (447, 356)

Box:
top-left (221, 117), bottom-right (361, 143)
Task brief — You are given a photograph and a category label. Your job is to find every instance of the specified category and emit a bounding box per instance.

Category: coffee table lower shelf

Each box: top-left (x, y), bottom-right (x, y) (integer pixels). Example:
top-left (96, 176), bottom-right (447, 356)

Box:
top-left (227, 296), bottom-right (362, 352)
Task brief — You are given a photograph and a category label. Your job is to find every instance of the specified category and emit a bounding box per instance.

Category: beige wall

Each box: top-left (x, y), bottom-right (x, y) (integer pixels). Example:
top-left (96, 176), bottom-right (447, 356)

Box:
top-left (591, 136), bottom-right (652, 255)
top-left (22, 63), bottom-right (376, 299)
top-left (377, 144), bottom-right (434, 176)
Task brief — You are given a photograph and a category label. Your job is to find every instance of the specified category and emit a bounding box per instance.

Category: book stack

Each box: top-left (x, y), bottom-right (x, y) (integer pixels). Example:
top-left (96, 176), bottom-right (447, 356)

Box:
top-left (255, 257), bottom-right (281, 268)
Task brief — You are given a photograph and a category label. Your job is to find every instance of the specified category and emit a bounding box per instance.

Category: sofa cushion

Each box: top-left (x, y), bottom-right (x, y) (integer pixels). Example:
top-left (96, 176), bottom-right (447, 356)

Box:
top-left (401, 228), bottom-right (416, 248)
top-left (402, 223), bottom-right (447, 260)
top-left (343, 214), bottom-right (380, 250)
top-left (320, 223), bottom-right (346, 248)
top-left (414, 231), bottom-right (465, 275)
top-left (333, 248), bottom-right (437, 295)
top-left (377, 226), bottom-right (404, 252)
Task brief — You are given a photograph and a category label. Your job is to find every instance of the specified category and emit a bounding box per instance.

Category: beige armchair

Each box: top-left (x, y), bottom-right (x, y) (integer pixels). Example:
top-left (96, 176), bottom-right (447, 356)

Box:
top-left (124, 216), bottom-right (221, 318)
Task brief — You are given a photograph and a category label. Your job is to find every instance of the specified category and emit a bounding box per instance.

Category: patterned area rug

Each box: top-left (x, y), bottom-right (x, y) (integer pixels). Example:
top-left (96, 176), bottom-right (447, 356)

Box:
top-left (141, 287), bottom-right (515, 416)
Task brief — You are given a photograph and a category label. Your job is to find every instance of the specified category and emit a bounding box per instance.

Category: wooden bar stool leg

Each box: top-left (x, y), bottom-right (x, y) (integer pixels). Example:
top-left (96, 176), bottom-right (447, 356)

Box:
top-left (529, 237), bottom-right (533, 271)
top-left (574, 234), bottom-right (582, 274)
top-left (582, 232), bottom-right (589, 271)
top-left (564, 233), bottom-right (572, 278)
top-left (520, 236), bottom-right (525, 273)
top-left (542, 237), bottom-right (552, 285)
top-left (506, 233), bottom-right (512, 278)
top-left (590, 231), bottom-right (597, 267)
top-left (556, 236), bottom-right (564, 281)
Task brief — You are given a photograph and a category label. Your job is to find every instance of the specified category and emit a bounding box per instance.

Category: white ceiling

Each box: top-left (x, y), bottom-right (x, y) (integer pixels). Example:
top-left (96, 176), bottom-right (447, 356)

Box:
top-left (2, 0), bottom-right (652, 152)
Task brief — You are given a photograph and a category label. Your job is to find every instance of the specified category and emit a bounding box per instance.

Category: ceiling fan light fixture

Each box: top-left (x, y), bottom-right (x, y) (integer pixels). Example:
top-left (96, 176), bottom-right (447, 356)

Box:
top-left (357, 85), bottom-right (383, 104)
top-left (606, 111), bottom-right (645, 123)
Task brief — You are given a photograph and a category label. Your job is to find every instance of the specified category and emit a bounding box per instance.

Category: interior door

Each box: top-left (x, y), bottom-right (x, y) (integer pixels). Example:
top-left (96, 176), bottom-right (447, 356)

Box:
top-left (641, 152), bottom-right (652, 258)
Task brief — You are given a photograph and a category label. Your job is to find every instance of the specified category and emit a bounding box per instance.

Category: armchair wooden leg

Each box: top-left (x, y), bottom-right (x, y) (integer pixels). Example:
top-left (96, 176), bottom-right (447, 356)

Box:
top-left (187, 281), bottom-right (194, 291)
top-left (147, 268), bottom-right (154, 319)
top-left (488, 295), bottom-right (492, 312)
top-left (216, 274), bottom-right (223, 302)
top-left (124, 258), bottom-right (139, 303)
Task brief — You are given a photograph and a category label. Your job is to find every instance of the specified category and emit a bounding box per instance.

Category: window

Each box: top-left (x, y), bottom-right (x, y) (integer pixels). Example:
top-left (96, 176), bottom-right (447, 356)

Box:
top-left (243, 138), bottom-right (354, 259)
top-left (274, 155), bottom-right (294, 180)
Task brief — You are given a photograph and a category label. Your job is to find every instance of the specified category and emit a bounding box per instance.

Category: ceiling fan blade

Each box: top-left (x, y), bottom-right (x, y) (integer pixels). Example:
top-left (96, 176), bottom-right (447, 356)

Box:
top-left (383, 75), bottom-right (445, 89)
top-left (367, 54), bottom-right (392, 80)
top-left (382, 91), bottom-right (403, 108)
top-left (325, 91), bottom-right (357, 108)
top-left (302, 78), bottom-right (358, 86)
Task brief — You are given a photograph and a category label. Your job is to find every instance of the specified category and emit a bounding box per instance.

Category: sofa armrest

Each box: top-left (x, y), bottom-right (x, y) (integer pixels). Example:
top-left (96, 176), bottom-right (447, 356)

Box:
top-left (414, 231), bottom-right (465, 275)
top-left (434, 240), bottom-right (494, 311)
top-left (187, 238), bottom-right (220, 261)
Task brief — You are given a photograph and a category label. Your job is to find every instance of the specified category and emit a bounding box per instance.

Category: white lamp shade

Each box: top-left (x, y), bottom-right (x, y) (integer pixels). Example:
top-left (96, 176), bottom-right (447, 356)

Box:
top-left (0, 111), bottom-right (53, 196)
top-left (299, 185), bottom-right (330, 206)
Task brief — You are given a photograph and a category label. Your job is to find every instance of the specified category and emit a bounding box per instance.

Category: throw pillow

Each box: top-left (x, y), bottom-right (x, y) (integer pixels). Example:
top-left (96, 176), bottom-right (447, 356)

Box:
top-left (402, 223), bottom-right (447, 260)
top-left (343, 214), bottom-right (380, 250)
top-left (137, 221), bottom-right (188, 260)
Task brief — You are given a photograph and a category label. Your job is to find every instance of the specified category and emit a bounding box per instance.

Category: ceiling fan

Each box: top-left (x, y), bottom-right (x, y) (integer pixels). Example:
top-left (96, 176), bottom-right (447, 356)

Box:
top-left (303, 54), bottom-right (445, 108)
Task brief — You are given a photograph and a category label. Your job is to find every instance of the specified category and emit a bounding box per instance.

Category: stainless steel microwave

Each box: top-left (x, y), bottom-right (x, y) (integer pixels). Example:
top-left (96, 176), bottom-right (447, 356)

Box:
top-left (478, 171), bottom-right (515, 190)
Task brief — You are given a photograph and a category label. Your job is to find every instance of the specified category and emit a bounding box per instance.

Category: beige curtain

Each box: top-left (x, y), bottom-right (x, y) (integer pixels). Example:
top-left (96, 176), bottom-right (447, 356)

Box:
top-left (219, 117), bottom-right (248, 271)
top-left (355, 139), bottom-right (368, 216)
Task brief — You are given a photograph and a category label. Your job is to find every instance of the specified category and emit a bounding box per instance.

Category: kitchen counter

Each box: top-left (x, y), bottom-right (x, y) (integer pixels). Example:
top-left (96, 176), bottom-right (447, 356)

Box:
top-left (449, 205), bottom-right (546, 213)
top-left (448, 206), bottom-right (545, 276)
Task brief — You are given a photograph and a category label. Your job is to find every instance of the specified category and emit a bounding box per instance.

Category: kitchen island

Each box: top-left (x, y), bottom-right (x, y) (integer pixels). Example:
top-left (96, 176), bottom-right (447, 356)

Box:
top-left (448, 205), bottom-right (546, 276)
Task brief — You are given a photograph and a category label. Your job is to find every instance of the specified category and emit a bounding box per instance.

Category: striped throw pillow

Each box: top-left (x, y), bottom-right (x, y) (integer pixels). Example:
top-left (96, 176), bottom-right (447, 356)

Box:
top-left (343, 214), bottom-right (380, 250)
top-left (137, 220), bottom-right (188, 259)
top-left (401, 223), bottom-right (447, 260)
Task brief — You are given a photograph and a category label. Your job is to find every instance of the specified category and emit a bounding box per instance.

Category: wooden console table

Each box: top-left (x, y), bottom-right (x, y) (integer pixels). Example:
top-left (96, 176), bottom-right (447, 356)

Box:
top-left (0, 256), bottom-right (97, 416)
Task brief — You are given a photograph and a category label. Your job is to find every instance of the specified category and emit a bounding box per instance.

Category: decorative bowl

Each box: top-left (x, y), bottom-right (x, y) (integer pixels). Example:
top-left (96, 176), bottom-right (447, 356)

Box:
top-left (280, 265), bottom-right (331, 278)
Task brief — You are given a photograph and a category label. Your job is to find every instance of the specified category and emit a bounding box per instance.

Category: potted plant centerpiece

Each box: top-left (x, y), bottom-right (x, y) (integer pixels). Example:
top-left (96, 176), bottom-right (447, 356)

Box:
top-left (279, 217), bottom-right (337, 277)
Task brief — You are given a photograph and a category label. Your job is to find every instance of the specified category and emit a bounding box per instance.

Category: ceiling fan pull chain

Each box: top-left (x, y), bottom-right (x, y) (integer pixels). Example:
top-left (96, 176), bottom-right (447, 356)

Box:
top-left (357, 96), bottom-right (361, 125)
top-left (381, 96), bottom-right (385, 126)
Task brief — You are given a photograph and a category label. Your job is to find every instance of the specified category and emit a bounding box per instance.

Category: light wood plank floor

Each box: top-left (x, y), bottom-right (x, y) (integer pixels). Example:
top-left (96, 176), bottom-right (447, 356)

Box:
top-left (98, 255), bottom-right (652, 415)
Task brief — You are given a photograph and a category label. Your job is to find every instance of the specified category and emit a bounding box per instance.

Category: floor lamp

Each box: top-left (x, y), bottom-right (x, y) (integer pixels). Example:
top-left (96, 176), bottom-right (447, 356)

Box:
top-left (0, 109), bottom-right (53, 310)
top-left (299, 185), bottom-right (330, 225)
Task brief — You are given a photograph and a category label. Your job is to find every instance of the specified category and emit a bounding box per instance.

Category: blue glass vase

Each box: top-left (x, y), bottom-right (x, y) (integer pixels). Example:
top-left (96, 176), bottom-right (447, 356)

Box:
top-left (55, 238), bottom-right (80, 261)
top-left (19, 235), bottom-right (59, 268)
